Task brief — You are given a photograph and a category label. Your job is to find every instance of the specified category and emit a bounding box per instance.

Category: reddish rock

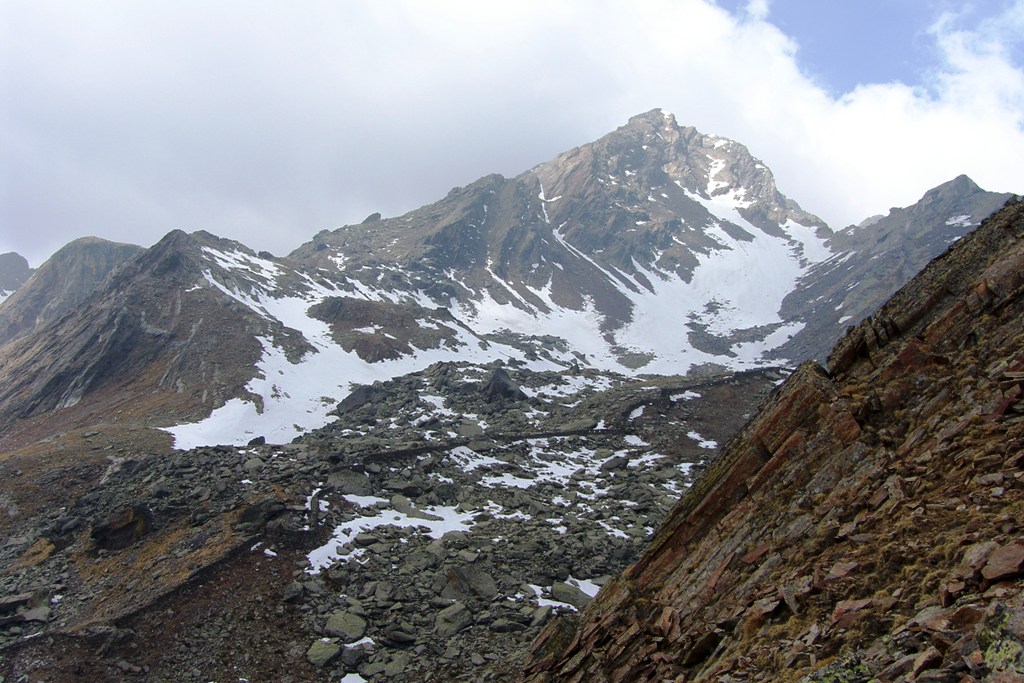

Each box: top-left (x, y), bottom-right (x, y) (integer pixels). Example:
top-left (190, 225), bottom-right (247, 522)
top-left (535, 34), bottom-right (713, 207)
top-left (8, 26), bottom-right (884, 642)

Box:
top-left (939, 579), bottom-right (966, 607)
top-left (519, 202), bottom-right (1024, 683)
top-left (740, 543), bottom-right (770, 565)
top-left (827, 560), bottom-right (859, 581)
top-left (911, 646), bottom-right (943, 676)
top-left (876, 652), bottom-right (917, 680)
top-left (831, 598), bottom-right (873, 628)
top-left (981, 543), bottom-right (1024, 582)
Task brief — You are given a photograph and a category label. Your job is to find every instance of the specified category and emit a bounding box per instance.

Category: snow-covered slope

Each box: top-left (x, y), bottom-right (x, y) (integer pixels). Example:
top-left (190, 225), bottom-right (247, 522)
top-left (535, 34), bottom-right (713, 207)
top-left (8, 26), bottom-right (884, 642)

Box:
top-left (0, 112), bottom-right (1008, 450)
top-left (164, 194), bottom-right (828, 447)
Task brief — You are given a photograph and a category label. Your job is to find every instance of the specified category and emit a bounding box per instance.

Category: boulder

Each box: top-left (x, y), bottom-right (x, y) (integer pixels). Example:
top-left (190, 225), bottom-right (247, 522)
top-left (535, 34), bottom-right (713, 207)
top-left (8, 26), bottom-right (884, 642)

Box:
top-left (981, 543), bottom-right (1024, 582)
top-left (481, 367), bottom-right (527, 403)
top-left (306, 639), bottom-right (341, 668)
top-left (440, 567), bottom-right (499, 600)
top-left (325, 610), bottom-right (367, 642)
top-left (551, 581), bottom-right (593, 609)
top-left (435, 601), bottom-right (473, 637)
top-left (234, 494), bottom-right (285, 531)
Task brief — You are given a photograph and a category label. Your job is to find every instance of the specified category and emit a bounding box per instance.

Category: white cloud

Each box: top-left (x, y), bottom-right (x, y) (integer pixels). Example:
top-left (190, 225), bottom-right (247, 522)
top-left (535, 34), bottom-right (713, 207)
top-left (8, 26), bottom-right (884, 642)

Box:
top-left (1, 0), bottom-right (1022, 263)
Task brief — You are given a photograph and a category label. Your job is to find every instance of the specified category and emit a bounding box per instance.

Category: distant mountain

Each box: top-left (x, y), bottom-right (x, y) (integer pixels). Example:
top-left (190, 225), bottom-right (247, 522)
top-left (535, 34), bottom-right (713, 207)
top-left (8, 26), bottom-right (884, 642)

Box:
top-left (0, 252), bottom-right (33, 302)
top-left (0, 237), bottom-right (143, 346)
top-left (0, 111), bottom-right (1014, 448)
top-left (774, 174), bottom-right (1014, 361)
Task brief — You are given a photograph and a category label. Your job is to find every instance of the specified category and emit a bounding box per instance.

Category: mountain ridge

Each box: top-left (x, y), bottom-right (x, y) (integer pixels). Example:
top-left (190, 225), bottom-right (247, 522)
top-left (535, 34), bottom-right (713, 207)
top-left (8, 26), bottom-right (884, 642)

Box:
top-left (0, 112), bottom-right (1013, 450)
top-left (0, 112), bottom-right (1021, 683)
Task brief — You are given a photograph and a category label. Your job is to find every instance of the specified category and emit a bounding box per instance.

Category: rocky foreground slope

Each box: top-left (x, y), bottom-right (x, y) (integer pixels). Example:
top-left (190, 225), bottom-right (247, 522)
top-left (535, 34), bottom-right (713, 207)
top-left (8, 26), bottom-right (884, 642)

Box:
top-left (0, 355), bottom-right (782, 681)
top-left (521, 198), bottom-right (1024, 681)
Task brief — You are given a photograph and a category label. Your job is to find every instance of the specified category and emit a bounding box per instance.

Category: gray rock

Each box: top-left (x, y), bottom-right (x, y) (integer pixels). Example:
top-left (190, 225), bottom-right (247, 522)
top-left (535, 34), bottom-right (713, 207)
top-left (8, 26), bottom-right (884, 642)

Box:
top-left (306, 639), bottom-right (341, 668)
top-left (383, 652), bottom-right (412, 676)
top-left (282, 581), bottom-right (304, 603)
top-left (21, 605), bottom-right (50, 622)
top-left (435, 601), bottom-right (473, 637)
top-left (440, 566), bottom-right (499, 600)
top-left (243, 457), bottom-right (265, 473)
top-left (341, 643), bottom-right (372, 669)
top-left (559, 417), bottom-right (598, 432)
top-left (530, 605), bottom-right (553, 627)
top-left (600, 455), bottom-right (629, 471)
top-left (327, 470), bottom-right (374, 496)
top-left (489, 617), bottom-right (527, 633)
top-left (325, 610), bottom-right (367, 642)
top-left (480, 367), bottom-right (527, 403)
top-left (383, 628), bottom-right (416, 646)
top-left (551, 581), bottom-right (593, 609)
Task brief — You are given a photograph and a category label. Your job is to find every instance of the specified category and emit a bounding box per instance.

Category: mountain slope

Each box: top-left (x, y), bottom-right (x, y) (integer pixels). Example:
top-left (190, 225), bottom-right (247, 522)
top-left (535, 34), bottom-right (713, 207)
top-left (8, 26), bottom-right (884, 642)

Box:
top-left (291, 109), bottom-right (833, 374)
top-left (0, 231), bottom-right (265, 442)
top-left (775, 174), bottom-right (1014, 362)
top-left (521, 197), bottom-right (1024, 682)
top-left (0, 112), bottom-right (1011, 450)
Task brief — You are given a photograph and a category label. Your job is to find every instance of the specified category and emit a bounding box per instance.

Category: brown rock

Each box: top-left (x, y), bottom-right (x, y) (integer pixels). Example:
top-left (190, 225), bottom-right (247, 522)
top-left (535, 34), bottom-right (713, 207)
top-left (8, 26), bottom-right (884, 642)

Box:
top-left (911, 646), bottom-right (943, 676)
top-left (939, 579), bottom-right (965, 607)
top-left (831, 598), bottom-right (873, 628)
top-left (827, 560), bottom-right (859, 581)
top-left (740, 543), bottom-right (770, 564)
top-left (980, 542), bottom-right (1024, 581)
top-left (876, 653), bottom-right (916, 680)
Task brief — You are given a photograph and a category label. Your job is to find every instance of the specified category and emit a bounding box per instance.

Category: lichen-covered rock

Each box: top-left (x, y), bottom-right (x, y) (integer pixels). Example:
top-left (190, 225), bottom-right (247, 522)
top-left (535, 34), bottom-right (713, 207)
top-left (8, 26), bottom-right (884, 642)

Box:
top-left (306, 638), bottom-right (341, 668)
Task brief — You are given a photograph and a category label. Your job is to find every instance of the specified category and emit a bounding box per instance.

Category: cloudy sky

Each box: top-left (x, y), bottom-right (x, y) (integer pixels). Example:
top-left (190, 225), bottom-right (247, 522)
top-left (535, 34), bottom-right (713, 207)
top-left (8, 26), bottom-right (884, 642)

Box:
top-left (2, 0), bottom-right (1023, 266)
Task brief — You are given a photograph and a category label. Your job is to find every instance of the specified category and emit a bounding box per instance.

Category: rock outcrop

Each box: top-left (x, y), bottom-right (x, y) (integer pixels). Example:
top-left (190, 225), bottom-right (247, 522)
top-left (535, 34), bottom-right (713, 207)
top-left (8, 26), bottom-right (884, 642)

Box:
top-left (521, 198), bottom-right (1024, 681)
top-left (0, 251), bottom-right (33, 300)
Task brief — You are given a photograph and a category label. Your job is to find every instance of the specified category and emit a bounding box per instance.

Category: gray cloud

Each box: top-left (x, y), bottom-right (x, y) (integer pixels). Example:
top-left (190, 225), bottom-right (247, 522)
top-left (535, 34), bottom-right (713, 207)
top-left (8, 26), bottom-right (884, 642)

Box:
top-left (2, 1), bottom-right (1023, 265)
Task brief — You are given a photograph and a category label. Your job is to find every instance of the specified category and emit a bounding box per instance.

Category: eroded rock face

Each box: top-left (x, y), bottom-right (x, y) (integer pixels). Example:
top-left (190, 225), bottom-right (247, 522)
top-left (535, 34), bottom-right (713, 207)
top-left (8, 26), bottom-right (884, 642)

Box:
top-left (521, 199), bottom-right (1024, 682)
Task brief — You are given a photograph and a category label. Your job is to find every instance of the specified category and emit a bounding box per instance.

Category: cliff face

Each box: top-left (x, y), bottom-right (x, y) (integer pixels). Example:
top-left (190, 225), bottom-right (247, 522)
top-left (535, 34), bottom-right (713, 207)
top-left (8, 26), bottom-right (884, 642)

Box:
top-left (522, 198), bottom-right (1024, 681)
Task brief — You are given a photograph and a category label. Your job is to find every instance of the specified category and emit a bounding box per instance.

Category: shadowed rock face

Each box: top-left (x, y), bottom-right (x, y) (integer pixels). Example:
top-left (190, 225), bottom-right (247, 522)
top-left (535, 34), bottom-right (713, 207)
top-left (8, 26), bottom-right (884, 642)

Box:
top-left (521, 198), bottom-right (1024, 682)
top-left (0, 237), bottom-right (143, 346)
top-left (0, 231), bottom-right (264, 440)
top-left (776, 174), bottom-right (1014, 362)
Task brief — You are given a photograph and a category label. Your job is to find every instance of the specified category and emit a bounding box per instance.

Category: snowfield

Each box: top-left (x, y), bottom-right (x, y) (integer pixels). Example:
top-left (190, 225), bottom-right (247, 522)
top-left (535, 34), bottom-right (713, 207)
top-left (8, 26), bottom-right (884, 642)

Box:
top-left (164, 188), bottom-right (829, 450)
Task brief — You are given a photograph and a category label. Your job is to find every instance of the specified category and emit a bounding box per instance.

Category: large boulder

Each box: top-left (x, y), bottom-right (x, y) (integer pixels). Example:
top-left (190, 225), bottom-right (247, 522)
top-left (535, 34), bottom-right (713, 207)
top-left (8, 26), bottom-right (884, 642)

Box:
top-left (480, 367), bottom-right (527, 403)
top-left (325, 610), bottom-right (367, 642)
top-left (91, 505), bottom-right (154, 550)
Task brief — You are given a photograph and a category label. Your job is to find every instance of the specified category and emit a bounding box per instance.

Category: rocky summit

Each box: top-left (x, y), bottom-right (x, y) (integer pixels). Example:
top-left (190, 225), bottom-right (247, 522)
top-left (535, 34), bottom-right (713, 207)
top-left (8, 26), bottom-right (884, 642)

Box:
top-left (521, 198), bottom-right (1024, 681)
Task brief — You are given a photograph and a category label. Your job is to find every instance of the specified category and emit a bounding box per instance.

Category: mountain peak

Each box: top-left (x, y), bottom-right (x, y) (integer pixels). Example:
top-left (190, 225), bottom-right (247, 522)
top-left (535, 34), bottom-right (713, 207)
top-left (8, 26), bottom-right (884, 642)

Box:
top-left (921, 173), bottom-right (982, 201)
